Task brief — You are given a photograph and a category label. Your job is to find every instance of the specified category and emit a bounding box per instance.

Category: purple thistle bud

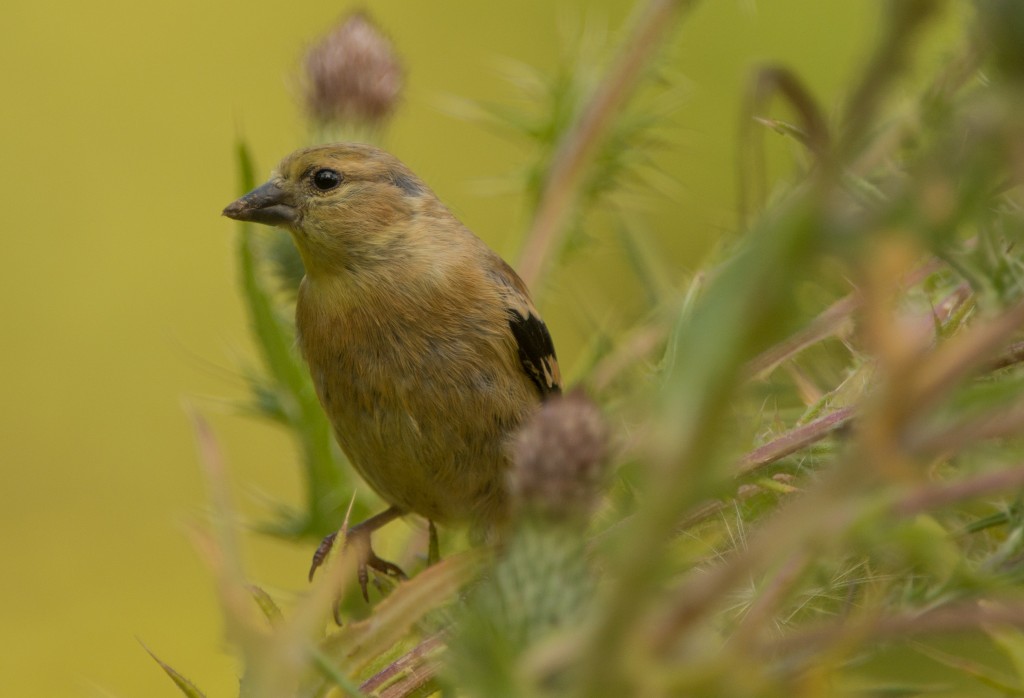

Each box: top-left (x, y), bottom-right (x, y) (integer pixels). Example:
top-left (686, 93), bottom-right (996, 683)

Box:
top-left (510, 389), bottom-right (610, 520)
top-left (302, 11), bottom-right (404, 127)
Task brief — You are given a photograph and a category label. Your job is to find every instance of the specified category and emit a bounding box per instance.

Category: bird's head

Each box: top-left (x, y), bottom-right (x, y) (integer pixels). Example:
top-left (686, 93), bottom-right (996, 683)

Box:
top-left (223, 143), bottom-right (430, 274)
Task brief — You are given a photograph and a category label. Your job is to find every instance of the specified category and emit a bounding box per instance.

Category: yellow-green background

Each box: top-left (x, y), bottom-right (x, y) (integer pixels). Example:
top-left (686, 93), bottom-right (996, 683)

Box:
top-left (1, 1), bottom-right (906, 695)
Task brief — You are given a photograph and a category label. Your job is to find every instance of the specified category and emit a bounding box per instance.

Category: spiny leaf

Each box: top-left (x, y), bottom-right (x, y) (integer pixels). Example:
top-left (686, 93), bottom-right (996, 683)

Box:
top-left (233, 138), bottom-right (353, 536)
top-left (141, 643), bottom-right (208, 698)
top-left (249, 584), bottom-right (284, 626)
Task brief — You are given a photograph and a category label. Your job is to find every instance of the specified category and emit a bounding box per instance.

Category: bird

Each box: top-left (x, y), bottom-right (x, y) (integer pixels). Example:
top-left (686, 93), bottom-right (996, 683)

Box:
top-left (222, 142), bottom-right (561, 599)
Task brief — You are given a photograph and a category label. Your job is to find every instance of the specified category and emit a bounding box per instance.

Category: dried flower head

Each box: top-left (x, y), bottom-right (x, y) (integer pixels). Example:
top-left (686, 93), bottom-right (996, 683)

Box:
top-left (302, 11), bottom-right (404, 126)
top-left (510, 389), bottom-right (610, 520)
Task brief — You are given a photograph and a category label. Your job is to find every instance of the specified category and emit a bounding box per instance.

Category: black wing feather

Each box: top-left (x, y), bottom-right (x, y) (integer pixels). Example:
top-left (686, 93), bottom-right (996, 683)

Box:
top-left (507, 308), bottom-right (561, 399)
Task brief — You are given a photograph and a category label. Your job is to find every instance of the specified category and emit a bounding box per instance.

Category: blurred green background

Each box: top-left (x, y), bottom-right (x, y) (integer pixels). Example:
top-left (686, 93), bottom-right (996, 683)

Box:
top-left (0, 1), bottom-right (906, 695)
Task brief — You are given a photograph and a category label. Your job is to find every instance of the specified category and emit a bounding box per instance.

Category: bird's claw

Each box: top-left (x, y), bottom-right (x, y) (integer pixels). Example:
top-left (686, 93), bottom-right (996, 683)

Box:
top-left (358, 550), bottom-right (408, 602)
top-left (308, 525), bottom-right (407, 602)
top-left (309, 530), bottom-right (339, 582)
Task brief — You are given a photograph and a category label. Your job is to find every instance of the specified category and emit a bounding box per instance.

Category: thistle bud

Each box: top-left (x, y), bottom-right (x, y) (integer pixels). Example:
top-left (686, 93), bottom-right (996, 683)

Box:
top-left (509, 389), bottom-right (610, 521)
top-left (302, 11), bottom-right (404, 127)
top-left (446, 392), bottom-right (608, 693)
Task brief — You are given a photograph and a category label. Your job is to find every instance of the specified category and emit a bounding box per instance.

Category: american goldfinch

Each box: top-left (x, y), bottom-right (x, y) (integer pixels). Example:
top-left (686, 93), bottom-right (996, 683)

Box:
top-left (223, 143), bottom-right (561, 597)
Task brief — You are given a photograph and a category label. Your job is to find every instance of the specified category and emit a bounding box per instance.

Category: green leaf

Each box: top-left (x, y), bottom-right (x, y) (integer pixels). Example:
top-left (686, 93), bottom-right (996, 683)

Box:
top-left (914, 641), bottom-right (1024, 693)
top-left (232, 139), bottom-right (354, 536)
top-left (249, 584), bottom-right (284, 625)
top-left (989, 625), bottom-right (1024, 686)
top-left (307, 643), bottom-right (369, 698)
top-left (141, 643), bottom-right (208, 698)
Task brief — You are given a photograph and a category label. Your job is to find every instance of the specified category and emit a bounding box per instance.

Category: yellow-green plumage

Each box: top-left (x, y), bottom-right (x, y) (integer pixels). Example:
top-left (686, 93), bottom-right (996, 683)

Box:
top-left (296, 238), bottom-right (540, 524)
top-left (223, 143), bottom-right (561, 568)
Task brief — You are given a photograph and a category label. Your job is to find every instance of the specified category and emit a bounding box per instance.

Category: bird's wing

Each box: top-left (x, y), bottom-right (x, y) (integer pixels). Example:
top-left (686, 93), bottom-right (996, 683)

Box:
top-left (491, 259), bottom-right (562, 399)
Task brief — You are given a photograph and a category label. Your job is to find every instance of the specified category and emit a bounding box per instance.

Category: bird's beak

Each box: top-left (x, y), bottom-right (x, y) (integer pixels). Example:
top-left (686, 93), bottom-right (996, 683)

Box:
top-left (222, 180), bottom-right (297, 226)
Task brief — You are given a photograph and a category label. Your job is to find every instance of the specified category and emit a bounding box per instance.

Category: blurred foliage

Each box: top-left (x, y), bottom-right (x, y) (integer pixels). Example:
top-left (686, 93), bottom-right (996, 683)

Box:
top-left (167, 1), bottom-right (1024, 696)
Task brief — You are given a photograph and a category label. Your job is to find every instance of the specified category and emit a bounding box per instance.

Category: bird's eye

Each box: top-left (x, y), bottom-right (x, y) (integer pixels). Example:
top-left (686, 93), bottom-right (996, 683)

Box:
top-left (312, 168), bottom-right (342, 191)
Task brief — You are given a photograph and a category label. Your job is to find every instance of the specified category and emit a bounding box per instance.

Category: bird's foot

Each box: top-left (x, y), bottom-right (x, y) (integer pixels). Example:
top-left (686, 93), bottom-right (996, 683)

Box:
top-left (308, 507), bottom-right (407, 603)
top-left (347, 525), bottom-right (408, 602)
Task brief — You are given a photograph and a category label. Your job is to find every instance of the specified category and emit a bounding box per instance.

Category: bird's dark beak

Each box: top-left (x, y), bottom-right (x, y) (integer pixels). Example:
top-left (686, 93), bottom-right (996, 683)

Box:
top-left (222, 180), bottom-right (297, 226)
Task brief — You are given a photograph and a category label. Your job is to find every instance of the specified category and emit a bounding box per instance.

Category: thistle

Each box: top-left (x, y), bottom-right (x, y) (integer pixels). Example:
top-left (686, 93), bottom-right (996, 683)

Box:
top-left (302, 11), bottom-right (404, 132)
top-left (447, 391), bottom-right (610, 695)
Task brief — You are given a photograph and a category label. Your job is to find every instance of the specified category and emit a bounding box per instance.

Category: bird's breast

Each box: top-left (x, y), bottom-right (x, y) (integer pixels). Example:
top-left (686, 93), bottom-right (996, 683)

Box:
top-left (295, 284), bottom-right (537, 525)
